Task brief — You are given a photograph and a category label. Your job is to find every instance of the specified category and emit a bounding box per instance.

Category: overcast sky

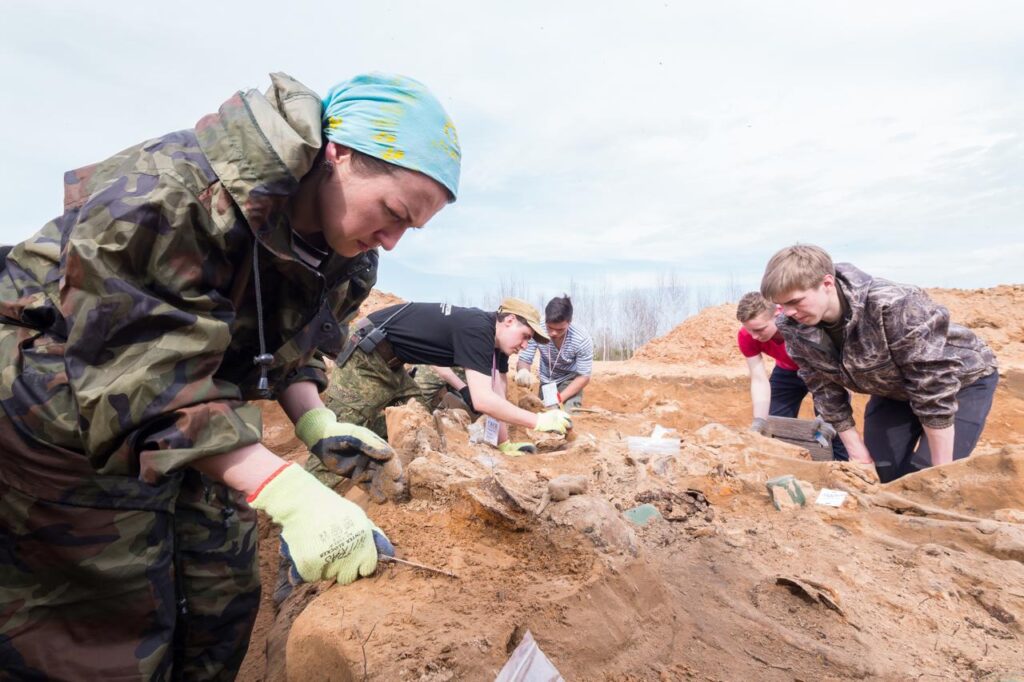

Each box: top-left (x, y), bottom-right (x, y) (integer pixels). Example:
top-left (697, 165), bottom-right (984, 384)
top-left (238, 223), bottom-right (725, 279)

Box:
top-left (2, 1), bottom-right (1021, 304)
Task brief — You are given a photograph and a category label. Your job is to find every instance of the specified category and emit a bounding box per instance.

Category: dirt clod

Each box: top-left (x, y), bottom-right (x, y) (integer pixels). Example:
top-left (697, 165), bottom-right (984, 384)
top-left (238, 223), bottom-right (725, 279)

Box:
top-left (548, 474), bottom-right (589, 501)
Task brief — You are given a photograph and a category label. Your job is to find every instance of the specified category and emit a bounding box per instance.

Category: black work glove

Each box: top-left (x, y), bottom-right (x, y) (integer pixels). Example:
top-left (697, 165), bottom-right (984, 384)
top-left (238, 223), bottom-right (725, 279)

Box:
top-left (295, 408), bottom-right (403, 499)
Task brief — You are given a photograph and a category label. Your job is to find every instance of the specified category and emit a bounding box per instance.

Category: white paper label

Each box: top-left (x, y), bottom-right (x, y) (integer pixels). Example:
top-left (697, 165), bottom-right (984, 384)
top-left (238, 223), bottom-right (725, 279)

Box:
top-left (541, 382), bottom-right (560, 408)
top-left (484, 417), bottom-right (500, 446)
top-left (815, 488), bottom-right (849, 507)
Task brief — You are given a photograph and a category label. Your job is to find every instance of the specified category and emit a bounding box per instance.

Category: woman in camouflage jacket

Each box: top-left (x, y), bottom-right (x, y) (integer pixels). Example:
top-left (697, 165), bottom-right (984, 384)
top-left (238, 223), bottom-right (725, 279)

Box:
top-left (0, 72), bottom-right (459, 680)
top-left (761, 244), bottom-right (998, 483)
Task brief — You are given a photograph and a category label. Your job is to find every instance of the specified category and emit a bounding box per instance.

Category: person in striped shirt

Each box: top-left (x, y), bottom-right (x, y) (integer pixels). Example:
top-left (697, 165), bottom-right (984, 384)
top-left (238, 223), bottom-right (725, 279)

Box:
top-left (515, 295), bottom-right (594, 410)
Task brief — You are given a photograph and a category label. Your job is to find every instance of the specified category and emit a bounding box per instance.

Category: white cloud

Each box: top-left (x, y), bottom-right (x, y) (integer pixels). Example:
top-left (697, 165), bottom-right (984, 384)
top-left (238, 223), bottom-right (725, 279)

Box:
top-left (1, 0), bottom-right (1021, 299)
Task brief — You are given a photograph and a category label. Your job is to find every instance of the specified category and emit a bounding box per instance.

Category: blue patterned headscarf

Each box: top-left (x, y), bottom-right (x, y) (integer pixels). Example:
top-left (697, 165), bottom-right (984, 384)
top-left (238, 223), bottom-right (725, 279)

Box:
top-left (322, 73), bottom-right (461, 200)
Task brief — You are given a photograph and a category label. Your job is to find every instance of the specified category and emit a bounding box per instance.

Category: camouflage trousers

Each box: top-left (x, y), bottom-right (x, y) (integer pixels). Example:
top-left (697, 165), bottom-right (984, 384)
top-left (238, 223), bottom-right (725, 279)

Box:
top-left (323, 350), bottom-right (453, 437)
top-left (0, 415), bottom-right (260, 681)
top-left (307, 350), bottom-right (446, 486)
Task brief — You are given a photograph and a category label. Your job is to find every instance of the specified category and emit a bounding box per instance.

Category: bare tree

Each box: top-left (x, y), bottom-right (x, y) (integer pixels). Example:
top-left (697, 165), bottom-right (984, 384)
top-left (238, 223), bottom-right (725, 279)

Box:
top-left (724, 271), bottom-right (746, 303)
top-left (452, 272), bottom-right (705, 361)
top-left (655, 270), bottom-right (691, 336)
top-left (616, 289), bottom-right (658, 357)
top-left (497, 274), bottom-right (531, 302)
top-left (695, 284), bottom-right (718, 312)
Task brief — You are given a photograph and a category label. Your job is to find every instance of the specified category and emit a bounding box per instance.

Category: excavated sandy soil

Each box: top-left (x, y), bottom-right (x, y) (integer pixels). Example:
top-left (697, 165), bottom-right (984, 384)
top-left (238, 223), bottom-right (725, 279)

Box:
top-left (238, 286), bottom-right (1024, 681)
top-left (634, 285), bottom-right (1024, 369)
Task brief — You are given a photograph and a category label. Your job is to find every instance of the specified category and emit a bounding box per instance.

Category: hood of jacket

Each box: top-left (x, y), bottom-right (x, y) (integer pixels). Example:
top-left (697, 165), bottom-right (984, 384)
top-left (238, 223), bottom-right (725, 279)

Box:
top-left (194, 72), bottom-right (324, 264)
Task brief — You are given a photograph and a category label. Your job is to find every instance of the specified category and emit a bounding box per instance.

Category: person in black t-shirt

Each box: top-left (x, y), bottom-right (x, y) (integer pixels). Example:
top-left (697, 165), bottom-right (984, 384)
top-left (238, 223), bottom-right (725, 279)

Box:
top-left (312, 298), bottom-right (573, 471)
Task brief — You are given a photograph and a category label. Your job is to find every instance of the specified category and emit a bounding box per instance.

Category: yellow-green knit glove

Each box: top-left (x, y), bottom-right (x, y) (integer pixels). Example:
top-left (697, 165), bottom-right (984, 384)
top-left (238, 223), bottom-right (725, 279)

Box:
top-left (534, 410), bottom-right (573, 434)
top-left (249, 463), bottom-right (389, 585)
top-left (296, 407), bottom-right (394, 482)
top-left (498, 441), bottom-right (538, 456)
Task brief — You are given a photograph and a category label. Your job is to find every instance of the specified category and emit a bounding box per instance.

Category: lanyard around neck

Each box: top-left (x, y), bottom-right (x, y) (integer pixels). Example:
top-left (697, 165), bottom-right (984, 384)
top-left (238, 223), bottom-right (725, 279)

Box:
top-left (546, 326), bottom-right (569, 369)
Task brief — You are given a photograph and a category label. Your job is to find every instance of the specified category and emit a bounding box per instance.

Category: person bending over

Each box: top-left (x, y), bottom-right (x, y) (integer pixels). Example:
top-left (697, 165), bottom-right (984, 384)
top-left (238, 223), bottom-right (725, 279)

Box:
top-left (0, 71), bottom-right (461, 679)
top-left (312, 298), bottom-right (572, 471)
top-left (760, 244), bottom-right (997, 482)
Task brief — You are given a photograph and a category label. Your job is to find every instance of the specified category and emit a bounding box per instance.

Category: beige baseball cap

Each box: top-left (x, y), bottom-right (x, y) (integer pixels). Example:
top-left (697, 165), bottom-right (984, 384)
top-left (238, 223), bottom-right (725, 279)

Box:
top-left (497, 298), bottom-right (549, 344)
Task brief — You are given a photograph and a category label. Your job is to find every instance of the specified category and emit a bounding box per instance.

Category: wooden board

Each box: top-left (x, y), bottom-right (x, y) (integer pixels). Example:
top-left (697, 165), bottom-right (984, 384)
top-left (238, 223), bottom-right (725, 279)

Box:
top-left (765, 415), bottom-right (834, 461)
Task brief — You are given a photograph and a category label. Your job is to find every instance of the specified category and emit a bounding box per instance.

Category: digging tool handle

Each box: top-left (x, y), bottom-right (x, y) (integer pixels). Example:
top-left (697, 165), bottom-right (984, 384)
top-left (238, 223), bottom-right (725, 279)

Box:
top-left (378, 554), bottom-right (460, 579)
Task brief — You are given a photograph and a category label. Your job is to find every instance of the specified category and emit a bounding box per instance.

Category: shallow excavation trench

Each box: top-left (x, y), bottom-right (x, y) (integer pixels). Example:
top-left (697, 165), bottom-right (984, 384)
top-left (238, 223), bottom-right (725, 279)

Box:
top-left (244, 372), bottom-right (1024, 681)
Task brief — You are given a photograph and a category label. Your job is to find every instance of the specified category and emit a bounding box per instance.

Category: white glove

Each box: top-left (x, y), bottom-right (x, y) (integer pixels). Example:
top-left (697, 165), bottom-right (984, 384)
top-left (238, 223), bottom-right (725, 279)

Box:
top-left (515, 368), bottom-right (533, 387)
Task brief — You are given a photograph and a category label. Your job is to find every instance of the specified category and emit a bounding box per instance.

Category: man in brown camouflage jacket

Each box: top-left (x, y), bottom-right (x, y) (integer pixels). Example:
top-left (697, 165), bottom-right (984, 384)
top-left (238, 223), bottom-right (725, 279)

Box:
top-left (761, 244), bottom-right (998, 483)
top-left (0, 72), bottom-right (460, 680)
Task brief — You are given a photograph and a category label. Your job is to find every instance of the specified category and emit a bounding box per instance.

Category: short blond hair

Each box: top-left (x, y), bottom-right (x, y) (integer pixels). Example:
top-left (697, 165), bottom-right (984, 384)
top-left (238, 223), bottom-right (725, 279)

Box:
top-left (760, 244), bottom-right (835, 302)
top-left (735, 291), bottom-right (774, 322)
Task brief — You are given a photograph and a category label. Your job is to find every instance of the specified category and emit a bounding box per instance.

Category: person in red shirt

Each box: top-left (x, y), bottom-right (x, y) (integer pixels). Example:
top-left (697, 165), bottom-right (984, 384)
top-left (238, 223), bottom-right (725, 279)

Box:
top-left (736, 292), bottom-right (848, 460)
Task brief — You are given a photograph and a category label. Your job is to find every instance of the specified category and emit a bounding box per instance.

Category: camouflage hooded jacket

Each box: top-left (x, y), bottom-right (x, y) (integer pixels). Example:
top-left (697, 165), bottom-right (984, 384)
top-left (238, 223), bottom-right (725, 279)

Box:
top-left (0, 73), bottom-right (375, 485)
top-left (776, 263), bottom-right (997, 432)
